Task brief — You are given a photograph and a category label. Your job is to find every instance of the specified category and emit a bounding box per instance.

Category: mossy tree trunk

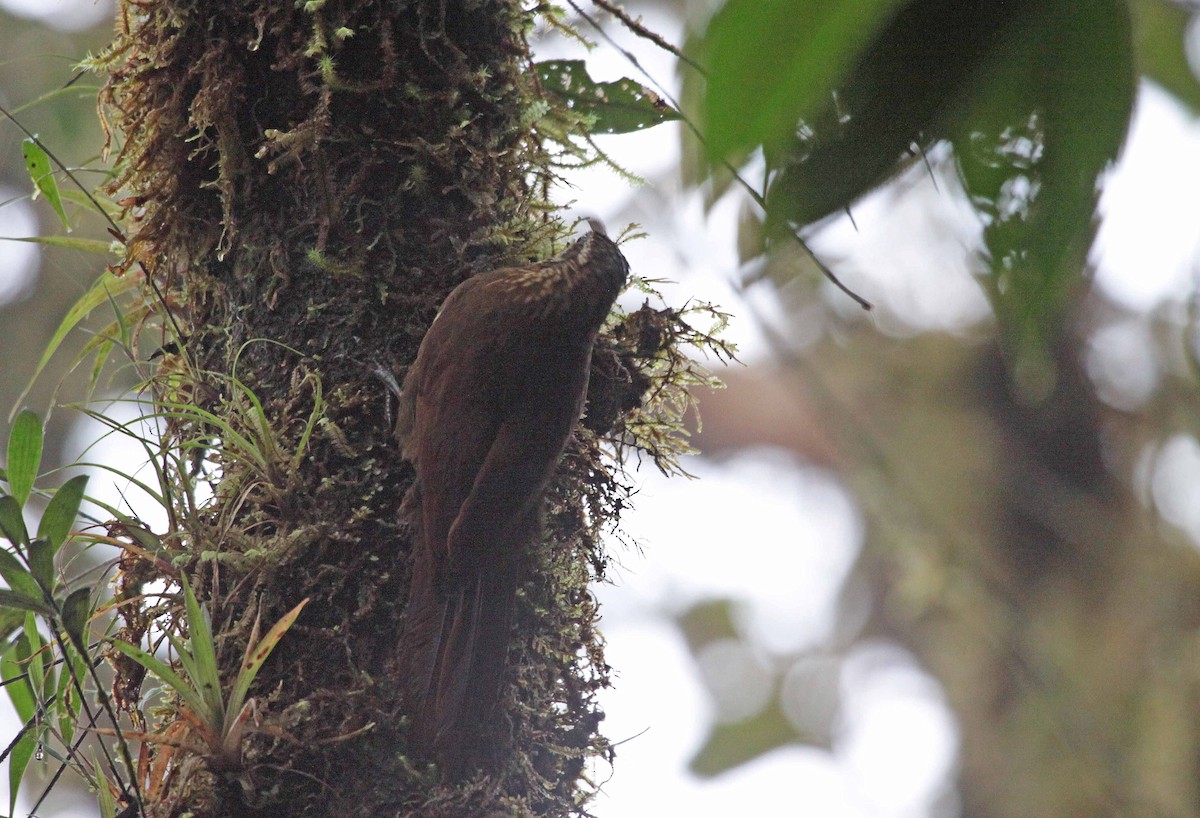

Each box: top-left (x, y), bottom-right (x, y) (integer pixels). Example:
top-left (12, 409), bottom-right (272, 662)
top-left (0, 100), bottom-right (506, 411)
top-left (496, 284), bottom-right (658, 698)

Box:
top-left (97, 3), bottom-right (622, 816)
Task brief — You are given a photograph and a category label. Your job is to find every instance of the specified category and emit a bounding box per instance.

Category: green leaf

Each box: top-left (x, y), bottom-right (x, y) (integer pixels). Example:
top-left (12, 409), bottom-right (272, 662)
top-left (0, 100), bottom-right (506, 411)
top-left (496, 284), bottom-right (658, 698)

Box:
top-left (13, 269), bottom-right (142, 412)
top-left (1131, 0), bottom-right (1200, 114)
top-left (27, 538), bottom-right (55, 595)
top-left (6, 410), bottom-right (43, 507)
top-left (0, 608), bottom-right (25, 641)
top-left (1, 635), bottom-right (35, 723)
top-left (22, 614), bottom-right (45, 699)
top-left (37, 475), bottom-right (89, 553)
top-left (93, 748), bottom-right (117, 818)
top-left (179, 576), bottom-right (223, 721)
top-left (690, 700), bottom-right (809, 777)
top-left (225, 598), bottom-right (308, 730)
top-left (7, 730), bottom-right (35, 817)
top-left (763, 0), bottom-right (1036, 228)
top-left (107, 638), bottom-right (212, 725)
top-left (55, 642), bottom-right (77, 745)
top-left (0, 496), bottom-right (29, 549)
top-left (0, 548), bottom-right (43, 601)
top-left (700, 0), bottom-right (906, 161)
top-left (952, 0), bottom-right (1134, 373)
top-left (60, 586), bottom-right (91, 654)
top-left (0, 589), bottom-right (55, 617)
top-left (21, 138), bottom-right (70, 232)
top-left (536, 60), bottom-right (680, 134)
top-left (0, 235), bottom-right (119, 254)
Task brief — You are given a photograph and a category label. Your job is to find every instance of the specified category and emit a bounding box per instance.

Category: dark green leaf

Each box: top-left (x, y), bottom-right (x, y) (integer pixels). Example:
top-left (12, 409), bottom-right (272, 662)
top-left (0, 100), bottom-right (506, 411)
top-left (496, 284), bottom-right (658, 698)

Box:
top-left (37, 475), bottom-right (89, 553)
top-left (953, 0), bottom-right (1134, 372)
top-left (0, 496), bottom-right (29, 549)
top-left (27, 538), bottom-right (55, 595)
top-left (0, 589), bottom-right (54, 617)
top-left (6, 410), bottom-right (43, 507)
top-left (700, 0), bottom-right (905, 161)
top-left (764, 0), bottom-right (1038, 228)
top-left (60, 587), bottom-right (91, 654)
top-left (0, 548), bottom-right (42, 602)
top-left (536, 60), bottom-right (680, 134)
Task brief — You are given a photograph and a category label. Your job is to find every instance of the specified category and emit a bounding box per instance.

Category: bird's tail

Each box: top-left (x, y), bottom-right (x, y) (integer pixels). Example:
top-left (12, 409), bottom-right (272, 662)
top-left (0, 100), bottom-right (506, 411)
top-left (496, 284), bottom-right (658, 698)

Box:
top-left (403, 564), bottom-right (517, 776)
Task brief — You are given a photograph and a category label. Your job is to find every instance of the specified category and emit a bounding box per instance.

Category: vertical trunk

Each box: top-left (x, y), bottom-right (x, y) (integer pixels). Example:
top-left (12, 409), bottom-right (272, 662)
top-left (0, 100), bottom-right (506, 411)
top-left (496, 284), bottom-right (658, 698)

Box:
top-left (98, 3), bottom-right (612, 815)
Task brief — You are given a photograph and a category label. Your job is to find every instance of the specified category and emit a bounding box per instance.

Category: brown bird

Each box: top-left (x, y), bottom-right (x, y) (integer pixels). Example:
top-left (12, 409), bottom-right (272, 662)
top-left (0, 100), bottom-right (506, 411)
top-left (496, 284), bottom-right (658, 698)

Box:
top-left (396, 220), bottom-right (630, 776)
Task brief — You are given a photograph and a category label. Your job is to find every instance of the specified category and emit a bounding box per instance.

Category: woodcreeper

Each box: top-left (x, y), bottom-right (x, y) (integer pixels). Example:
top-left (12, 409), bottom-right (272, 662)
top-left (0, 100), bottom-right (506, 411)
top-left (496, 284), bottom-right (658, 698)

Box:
top-left (395, 220), bottom-right (629, 775)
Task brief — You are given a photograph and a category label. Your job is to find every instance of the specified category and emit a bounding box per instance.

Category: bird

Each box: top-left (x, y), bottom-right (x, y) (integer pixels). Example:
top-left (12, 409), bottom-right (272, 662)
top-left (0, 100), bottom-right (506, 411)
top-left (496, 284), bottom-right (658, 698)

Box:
top-left (395, 219), bottom-right (630, 776)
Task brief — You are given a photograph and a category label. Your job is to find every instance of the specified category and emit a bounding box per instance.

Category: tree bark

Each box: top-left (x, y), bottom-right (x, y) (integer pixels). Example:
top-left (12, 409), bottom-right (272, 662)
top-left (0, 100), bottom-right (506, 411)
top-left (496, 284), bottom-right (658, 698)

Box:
top-left (97, 3), bottom-right (621, 815)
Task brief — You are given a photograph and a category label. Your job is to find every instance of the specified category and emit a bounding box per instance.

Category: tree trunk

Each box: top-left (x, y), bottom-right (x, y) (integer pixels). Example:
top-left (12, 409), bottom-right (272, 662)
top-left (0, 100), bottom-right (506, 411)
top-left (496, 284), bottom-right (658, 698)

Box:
top-left (97, 3), bottom-right (621, 815)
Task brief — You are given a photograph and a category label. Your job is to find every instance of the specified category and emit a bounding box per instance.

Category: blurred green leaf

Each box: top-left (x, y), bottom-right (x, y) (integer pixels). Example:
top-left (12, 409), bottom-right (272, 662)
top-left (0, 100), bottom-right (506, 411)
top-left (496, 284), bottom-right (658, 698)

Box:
top-left (6, 410), bottom-right (43, 507)
top-left (689, 701), bottom-right (807, 777)
top-left (536, 60), bottom-right (680, 134)
top-left (700, 0), bottom-right (905, 161)
top-left (0, 590), bottom-right (54, 617)
top-left (1131, 0), bottom-right (1200, 113)
top-left (0, 235), bottom-right (118, 254)
top-left (705, 0), bottom-right (1134, 374)
top-left (763, 0), bottom-right (1041, 227)
top-left (953, 0), bottom-right (1134, 376)
top-left (0, 608), bottom-right (24, 642)
top-left (37, 474), bottom-right (89, 553)
top-left (93, 749), bottom-right (116, 818)
top-left (13, 269), bottom-right (142, 412)
top-left (21, 138), bottom-right (71, 232)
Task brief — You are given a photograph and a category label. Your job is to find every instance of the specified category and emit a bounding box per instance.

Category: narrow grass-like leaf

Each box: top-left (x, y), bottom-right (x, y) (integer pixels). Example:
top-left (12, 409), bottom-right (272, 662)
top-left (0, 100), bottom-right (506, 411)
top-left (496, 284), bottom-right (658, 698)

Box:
top-left (22, 138), bottom-right (70, 231)
top-left (13, 269), bottom-right (141, 415)
top-left (55, 643), bottom-right (76, 745)
top-left (225, 598), bottom-right (308, 730)
top-left (22, 614), bottom-right (45, 700)
top-left (0, 235), bottom-right (116, 254)
top-left (92, 748), bottom-right (117, 818)
top-left (7, 411), bottom-right (43, 507)
top-left (179, 576), bottom-right (223, 722)
top-left (37, 475), bottom-right (89, 553)
top-left (107, 639), bottom-right (210, 723)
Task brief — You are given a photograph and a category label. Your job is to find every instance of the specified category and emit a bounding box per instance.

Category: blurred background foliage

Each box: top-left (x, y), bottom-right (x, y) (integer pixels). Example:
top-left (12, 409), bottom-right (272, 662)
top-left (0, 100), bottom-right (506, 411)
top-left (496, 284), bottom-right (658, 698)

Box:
top-left (2, 0), bottom-right (1200, 816)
